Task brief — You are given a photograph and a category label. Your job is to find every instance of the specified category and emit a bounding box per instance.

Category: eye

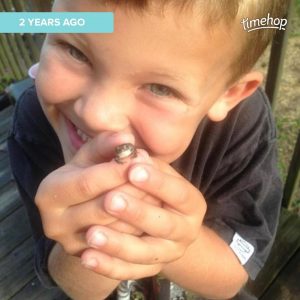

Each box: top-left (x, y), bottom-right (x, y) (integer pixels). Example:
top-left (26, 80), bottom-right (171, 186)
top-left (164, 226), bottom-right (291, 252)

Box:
top-left (147, 84), bottom-right (176, 97)
top-left (65, 44), bottom-right (89, 64)
top-left (69, 45), bottom-right (89, 63)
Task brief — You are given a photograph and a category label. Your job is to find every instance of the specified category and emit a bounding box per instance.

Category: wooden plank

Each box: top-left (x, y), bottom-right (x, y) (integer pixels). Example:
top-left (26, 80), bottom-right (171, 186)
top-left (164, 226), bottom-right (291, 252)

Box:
top-left (260, 249), bottom-right (300, 300)
top-left (246, 209), bottom-right (300, 297)
top-left (0, 35), bottom-right (14, 79)
top-left (10, 0), bottom-right (24, 12)
top-left (0, 34), bottom-right (22, 80)
top-left (0, 0), bottom-right (27, 77)
top-left (0, 181), bottom-right (22, 222)
top-left (0, 106), bottom-right (13, 144)
top-left (6, 34), bottom-right (27, 78)
top-left (0, 104), bottom-right (14, 118)
top-left (0, 206), bottom-right (32, 259)
top-left (0, 105), bottom-right (14, 123)
top-left (0, 160), bottom-right (13, 189)
top-left (23, 35), bottom-right (40, 63)
top-left (0, 238), bottom-right (35, 300)
top-left (15, 34), bottom-right (34, 69)
top-left (11, 276), bottom-right (69, 300)
top-left (282, 130), bottom-right (300, 209)
top-left (0, 115), bottom-right (13, 140)
top-left (0, 147), bottom-right (7, 161)
top-left (29, 0), bottom-right (52, 12)
top-left (265, 0), bottom-right (293, 108)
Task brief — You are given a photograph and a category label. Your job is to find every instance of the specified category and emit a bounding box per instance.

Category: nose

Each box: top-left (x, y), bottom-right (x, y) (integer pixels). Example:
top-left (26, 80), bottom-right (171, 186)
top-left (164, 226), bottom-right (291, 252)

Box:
top-left (74, 85), bottom-right (131, 133)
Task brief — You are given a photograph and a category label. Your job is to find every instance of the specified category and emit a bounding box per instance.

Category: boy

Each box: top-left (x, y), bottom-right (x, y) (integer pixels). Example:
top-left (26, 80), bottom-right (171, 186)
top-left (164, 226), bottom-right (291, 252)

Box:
top-left (8, 0), bottom-right (288, 299)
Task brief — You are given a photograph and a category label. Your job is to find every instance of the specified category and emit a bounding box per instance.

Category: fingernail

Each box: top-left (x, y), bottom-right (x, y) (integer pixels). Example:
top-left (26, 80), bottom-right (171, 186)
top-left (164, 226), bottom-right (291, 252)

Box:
top-left (111, 132), bottom-right (135, 144)
top-left (132, 150), bottom-right (152, 164)
top-left (82, 257), bottom-right (98, 269)
top-left (130, 166), bottom-right (149, 182)
top-left (110, 194), bottom-right (127, 211)
top-left (88, 231), bottom-right (107, 248)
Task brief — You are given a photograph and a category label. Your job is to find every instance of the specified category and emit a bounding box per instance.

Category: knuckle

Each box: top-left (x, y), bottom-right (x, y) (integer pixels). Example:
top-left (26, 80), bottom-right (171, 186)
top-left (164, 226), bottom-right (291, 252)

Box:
top-left (110, 241), bottom-right (123, 258)
top-left (77, 170), bottom-right (94, 197)
top-left (176, 183), bottom-right (189, 206)
top-left (43, 222), bottom-right (61, 240)
top-left (159, 217), bottom-right (175, 239)
top-left (129, 205), bottom-right (146, 224)
top-left (41, 215), bottom-right (65, 241)
top-left (62, 243), bottom-right (78, 256)
top-left (106, 264), bottom-right (127, 281)
top-left (34, 179), bottom-right (51, 210)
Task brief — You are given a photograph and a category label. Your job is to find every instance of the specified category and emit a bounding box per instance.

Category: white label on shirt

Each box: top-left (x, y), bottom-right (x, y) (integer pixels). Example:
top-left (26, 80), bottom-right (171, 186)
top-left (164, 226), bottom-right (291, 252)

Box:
top-left (230, 233), bottom-right (255, 265)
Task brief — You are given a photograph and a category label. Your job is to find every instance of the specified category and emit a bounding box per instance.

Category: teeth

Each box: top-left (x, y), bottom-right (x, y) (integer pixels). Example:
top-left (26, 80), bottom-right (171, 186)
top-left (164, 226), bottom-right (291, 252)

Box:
top-left (76, 127), bottom-right (91, 143)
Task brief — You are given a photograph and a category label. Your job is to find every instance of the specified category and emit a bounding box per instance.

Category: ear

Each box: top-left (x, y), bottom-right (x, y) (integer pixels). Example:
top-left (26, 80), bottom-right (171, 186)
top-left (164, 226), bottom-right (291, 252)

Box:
top-left (207, 71), bottom-right (263, 122)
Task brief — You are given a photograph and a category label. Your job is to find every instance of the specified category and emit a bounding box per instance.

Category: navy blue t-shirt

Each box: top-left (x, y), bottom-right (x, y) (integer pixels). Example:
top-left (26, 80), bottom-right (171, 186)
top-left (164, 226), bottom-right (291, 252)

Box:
top-left (7, 85), bottom-right (282, 300)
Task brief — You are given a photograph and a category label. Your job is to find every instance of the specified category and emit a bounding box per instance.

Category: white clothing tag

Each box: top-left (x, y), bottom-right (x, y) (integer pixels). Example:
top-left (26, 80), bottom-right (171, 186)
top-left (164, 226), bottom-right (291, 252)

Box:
top-left (230, 232), bottom-right (255, 265)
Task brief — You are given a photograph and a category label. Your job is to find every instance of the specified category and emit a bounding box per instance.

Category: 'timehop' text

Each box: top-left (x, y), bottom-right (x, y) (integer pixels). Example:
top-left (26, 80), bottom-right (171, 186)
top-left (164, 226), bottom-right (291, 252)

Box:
top-left (241, 13), bottom-right (287, 32)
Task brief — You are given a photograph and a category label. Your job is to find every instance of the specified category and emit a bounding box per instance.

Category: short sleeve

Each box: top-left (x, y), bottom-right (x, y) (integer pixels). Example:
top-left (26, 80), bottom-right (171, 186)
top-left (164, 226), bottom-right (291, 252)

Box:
top-left (202, 90), bottom-right (283, 280)
top-left (7, 86), bottom-right (64, 288)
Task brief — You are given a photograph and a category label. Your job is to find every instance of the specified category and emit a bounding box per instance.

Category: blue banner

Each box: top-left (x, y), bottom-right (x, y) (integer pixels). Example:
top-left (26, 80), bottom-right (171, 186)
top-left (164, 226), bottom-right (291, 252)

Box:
top-left (0, 12), bottom-right (114, 33)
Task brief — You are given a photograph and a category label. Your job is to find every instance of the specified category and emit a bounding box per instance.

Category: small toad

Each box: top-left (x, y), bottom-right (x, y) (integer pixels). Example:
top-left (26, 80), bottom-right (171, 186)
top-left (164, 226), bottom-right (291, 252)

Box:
top-left (114, 143), bottom-right (137, 164)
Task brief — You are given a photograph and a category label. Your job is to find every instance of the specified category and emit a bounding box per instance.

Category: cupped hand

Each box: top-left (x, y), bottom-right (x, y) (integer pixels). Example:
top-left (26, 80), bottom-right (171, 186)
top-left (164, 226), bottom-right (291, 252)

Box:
top-left (81, 160), bottom-right (207, 280)
top-left (35, 133), bottom-right (154, 256)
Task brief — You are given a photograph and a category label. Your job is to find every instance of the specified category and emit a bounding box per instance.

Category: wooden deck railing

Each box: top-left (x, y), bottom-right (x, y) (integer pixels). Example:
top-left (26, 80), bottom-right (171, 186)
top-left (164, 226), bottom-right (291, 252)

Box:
top-left (0, 0), bottom-right (46, 82)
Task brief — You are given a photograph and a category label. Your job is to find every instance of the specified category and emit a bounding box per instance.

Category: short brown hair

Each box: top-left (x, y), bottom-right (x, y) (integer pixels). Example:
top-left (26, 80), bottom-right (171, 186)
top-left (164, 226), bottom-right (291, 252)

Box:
top-left (100, 0), bottom-right (290, 84)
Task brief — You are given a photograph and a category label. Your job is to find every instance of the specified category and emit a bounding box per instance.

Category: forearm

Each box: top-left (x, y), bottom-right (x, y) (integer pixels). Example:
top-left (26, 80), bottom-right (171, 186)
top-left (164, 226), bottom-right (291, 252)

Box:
top-left (162, 225), bottom-right (248, 299)
top-left (48, 243), bottom-right (120, 300)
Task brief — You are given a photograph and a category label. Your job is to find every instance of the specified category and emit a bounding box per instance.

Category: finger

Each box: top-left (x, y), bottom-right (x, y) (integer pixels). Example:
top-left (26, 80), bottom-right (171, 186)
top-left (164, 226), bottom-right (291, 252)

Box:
top-left (37, 160), bottom-right (129, 208)
top-left (128, 163), bottom-right (205, 215)
top-left (66, 196), bottom-right (143, 236)
top-left (104, 191), bottom-right (191, 241)
top-left (81, 249), bottom-right (161, 280)
top-left (65, 181), bottom-right (148, 229)
top-left (85, 226), bottom-right (184, 264)
top-left (108, 220), bottom-right (143, 235)
top-left (57, 232), bottom-right (87, 257)
top-left (64, 195), bottom-right (117, 228)
top-left (71, 132), bottom-right (135, 167)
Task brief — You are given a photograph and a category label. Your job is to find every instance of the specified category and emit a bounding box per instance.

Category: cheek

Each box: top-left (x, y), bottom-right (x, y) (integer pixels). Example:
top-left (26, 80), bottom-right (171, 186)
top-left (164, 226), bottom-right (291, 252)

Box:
top-left (35, 48), bottom-right (86, 106)
top-left (134, 110), bottom-right (200, 162)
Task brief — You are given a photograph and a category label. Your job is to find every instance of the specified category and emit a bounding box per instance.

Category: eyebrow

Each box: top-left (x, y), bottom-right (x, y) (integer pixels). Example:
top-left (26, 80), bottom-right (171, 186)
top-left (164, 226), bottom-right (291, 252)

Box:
top-left (128, 70), bottom-right (185, 83)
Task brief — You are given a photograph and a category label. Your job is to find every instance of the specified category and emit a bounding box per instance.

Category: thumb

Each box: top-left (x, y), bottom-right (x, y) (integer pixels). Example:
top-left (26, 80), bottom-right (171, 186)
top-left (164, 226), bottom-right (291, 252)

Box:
top-left (70, 132), bottom-right (135, 167)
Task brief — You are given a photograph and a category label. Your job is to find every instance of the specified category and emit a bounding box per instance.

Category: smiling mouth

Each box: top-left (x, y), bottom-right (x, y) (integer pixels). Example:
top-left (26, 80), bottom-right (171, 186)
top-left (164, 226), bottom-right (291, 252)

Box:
top-left (75, 126), bottom-right (91, 143)
top-left (65, 117), bottom-right (91, 150)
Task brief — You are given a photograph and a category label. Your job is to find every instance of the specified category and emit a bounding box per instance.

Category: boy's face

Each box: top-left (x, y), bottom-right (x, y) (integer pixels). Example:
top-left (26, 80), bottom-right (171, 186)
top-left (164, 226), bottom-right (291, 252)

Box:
top-left (36, 0), bottom-right (236, 163)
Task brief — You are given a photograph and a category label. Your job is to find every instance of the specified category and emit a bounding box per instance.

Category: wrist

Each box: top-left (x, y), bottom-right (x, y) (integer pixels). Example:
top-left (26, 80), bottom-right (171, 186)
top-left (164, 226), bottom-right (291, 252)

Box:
top-left (49, 243), bottom-right (120, 300)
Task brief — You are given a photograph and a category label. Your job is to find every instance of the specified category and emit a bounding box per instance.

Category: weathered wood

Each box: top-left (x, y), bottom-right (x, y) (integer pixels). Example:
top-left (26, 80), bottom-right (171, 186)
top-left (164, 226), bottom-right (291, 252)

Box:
top-left (0, 206), bottom-right (32, 259)
top-left (11, 276), bottom-right (69, 300)
top-left (0, 35), bottom-right (15, 79)
top-left (282, 130), bottom-right (300, 209)
top-left (0, 34), bottom-right (22, 80)
top-left (10, 0), bottom-right (26, 12)
top-left (1, 0), bottom-right (27, 77)
top-left (0, 0), bottom-right (42, 80)
top-left (15, 34), bottom-right (33, 69)
top-left (246, 209), bottom-right (300, 298)
top-left (0, 181), bottom-right (21, 222)
top-left (0, 157), bottom-right (13, 188)
top-left (260, 249), bottom-right (300, 300)
top-left (0, 238), bottom-right (35, 300)
top-left (29, 0), bottom-right (52, 12)
top-left (0, 106), bottom-right (14, 144)
top-left (265, 0), bottom-right (293, 108)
